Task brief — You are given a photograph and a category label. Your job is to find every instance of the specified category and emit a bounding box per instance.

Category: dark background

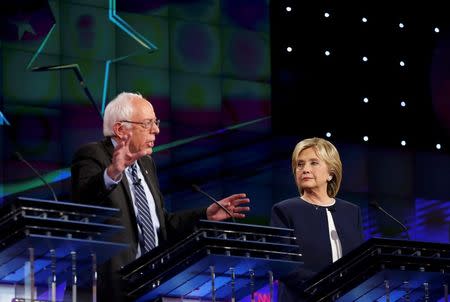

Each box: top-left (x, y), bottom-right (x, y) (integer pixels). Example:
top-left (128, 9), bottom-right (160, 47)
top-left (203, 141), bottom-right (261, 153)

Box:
top-left (2, 0), bottom-right (450, 247)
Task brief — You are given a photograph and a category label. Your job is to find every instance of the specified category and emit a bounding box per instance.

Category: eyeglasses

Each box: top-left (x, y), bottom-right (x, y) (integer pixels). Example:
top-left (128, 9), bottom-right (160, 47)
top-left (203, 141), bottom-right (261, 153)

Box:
top-left (120, 119), bottom-right (161, 129)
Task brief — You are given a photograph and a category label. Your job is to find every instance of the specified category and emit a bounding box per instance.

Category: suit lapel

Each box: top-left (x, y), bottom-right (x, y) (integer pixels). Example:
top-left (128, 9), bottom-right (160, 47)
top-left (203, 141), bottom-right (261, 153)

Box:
top-left (102, 139), bottom-right (165, 241)
top-left (138, 157), bottom-right (165, 224)
top-left (331, 201), bottom-right (350, 255)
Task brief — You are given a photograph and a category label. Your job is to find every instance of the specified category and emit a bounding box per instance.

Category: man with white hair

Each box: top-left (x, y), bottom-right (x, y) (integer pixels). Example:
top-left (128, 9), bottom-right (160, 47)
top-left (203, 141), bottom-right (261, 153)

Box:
top-left (71, 92), bottom-right (250, 301)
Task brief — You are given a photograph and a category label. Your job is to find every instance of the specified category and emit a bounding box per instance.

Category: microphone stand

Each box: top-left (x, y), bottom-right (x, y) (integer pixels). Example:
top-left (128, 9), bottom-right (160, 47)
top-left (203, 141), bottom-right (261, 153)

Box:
top-left (15, 152), bottom-right (59, 202)
top-left (370, 201), bottom-right (410, 240)
top-left (192, 184), bottom-right (236, 223)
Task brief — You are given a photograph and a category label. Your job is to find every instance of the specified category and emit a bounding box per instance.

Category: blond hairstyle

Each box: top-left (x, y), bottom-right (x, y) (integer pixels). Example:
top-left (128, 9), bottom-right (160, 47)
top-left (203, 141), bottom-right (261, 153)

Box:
top-left (291, 137), bottom-right (342, 197)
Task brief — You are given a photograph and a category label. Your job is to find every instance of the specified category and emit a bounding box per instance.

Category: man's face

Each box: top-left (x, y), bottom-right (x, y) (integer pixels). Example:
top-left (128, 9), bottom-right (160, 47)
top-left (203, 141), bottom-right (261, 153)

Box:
top-left (125, 97), bottom-right (160, 154)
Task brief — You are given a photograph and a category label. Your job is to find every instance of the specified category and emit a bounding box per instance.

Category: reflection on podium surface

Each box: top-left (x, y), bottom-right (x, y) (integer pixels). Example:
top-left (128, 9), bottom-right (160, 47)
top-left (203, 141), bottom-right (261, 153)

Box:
top-left (121, 230), bottom-right (450, 302)
top-left (120, 220), bottom-right (302, 302)
top-left (7, 197), bottom-right (449, 301)
top-left (0, 197), bottom-right (128, 302)
top-left (301, 237), bottom-right (450, 301)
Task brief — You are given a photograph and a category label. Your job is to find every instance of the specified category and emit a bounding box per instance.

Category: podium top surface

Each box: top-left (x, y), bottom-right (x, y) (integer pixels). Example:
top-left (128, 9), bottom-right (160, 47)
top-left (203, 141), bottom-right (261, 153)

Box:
top-left (195, 219), bottom-right (297, 236)
top-left (121, 220), bottom-right (302, 301)
top-left (121, 219), bottom-right (299, 275)
top-left (10, 196), bottom-right (121, 215)
top-left (0, 197), bottom-right (129, 286)
top-left (300, 237), bottom-right (450, 301)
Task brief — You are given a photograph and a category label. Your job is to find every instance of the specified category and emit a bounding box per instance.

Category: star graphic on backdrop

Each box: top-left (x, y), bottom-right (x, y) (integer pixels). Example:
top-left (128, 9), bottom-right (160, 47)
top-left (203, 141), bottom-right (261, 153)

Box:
top-left (27, 0), bottom-right (158, 118)
top-left (0, 0), bottom-right (55, 126)
top-left (100, 0), bottom-right (158, 114)
top-left (1, 0), bottom-right (159, 195)
top-left (3, 0), bottom-right (270, 198)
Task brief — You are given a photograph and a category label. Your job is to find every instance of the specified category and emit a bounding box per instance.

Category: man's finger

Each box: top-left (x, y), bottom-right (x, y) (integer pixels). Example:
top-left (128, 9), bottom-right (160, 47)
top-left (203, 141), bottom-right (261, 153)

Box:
top-left (115, 137), bottom-right (125, 149)
top-left (233, 198), bottom-right (250, 205)
top-left (129, 149), bottom-right (149, 162)
top-left (224, 193), bottom-right (247, 202)
top-left (233, 206), bottom-right (250, 213)
top-left (124, 134), bottom-right (131, 146)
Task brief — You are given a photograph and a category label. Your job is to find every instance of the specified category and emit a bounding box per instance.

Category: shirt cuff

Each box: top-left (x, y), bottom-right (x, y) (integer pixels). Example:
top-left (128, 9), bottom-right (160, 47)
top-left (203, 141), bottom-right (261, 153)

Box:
top-left (104, 168), bottom-right (122, 189)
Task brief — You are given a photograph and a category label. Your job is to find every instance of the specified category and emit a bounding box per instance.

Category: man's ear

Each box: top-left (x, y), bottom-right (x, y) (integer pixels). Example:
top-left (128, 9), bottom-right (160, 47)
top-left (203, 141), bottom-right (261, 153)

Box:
top-left (112, 122), bottom-right (124, 138)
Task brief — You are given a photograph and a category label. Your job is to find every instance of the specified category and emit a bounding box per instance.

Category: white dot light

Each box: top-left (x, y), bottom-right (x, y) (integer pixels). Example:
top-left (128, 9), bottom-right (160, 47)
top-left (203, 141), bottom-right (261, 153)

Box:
top-left (363, 136), bottom-right (369, 142)
top-left (326, 132), bottom-right (332, 138)
top-left (401, 140), bottom-right (406, 146)
top-left (362, 56), bottom-right (368, 62)
top-left (286, 6), bottom-right (292, 12)
top-left (400, 61), bottom-right (405, 67)
top-left (400, 101), bottom-right (406, 107)
top-left (363, 97), bottom-right (369, 103)
top-left (287, 47), bottom-right (292, 52)
top-left (324, 50), bottom-right (331, 56)
top-left (324, 12), bottom-right (330, 18)
top-left (436, 143), bottom-right (442, 150)
top-left (362, 17), bottom-right (368, 23)
top-left (399, 22), bottom-right (404, 28)
top-left (434, 27), bottom-right (440, 33)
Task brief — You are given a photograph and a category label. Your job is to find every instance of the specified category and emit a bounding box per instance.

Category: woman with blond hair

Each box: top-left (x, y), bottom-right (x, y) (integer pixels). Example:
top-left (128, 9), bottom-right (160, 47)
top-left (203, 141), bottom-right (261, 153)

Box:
top-left (271, 137), bottom-right (364, 301)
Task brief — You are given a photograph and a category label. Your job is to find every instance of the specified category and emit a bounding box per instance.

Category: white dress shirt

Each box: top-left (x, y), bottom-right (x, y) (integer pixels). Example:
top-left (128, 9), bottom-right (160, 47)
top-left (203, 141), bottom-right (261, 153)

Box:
top-left (104, 139), bottom-right (160, 258)
top-left (326, 206), bottom-right (343, 262)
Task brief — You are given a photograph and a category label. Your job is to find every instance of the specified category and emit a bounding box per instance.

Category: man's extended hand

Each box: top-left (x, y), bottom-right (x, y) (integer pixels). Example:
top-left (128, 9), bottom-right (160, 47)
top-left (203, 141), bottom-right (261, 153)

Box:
top-left (106, 134), bottom-right (150, 180)
top-left (206, 193), bottom-right (250, 221)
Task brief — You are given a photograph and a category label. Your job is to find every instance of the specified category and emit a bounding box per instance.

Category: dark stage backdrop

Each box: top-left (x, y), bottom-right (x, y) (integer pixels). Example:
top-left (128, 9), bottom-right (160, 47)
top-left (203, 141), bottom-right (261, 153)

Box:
top-left (1, 0), bottom-right (450, 249)
top-left (271, 1), bottom-right (450, 243)
top-left (0, 0), bottom-right (275, 225)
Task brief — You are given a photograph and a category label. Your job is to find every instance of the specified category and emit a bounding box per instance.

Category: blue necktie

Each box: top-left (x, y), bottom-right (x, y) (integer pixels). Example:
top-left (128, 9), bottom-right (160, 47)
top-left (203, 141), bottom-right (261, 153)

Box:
top-left (130, 163), bottom-right (156, 252)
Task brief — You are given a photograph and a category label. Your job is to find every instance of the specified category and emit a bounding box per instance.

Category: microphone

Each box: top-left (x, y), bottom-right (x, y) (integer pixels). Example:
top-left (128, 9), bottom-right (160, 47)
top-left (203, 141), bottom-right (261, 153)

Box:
top-left (191, 184), bottom-right (236, 223)
top-left (369, 201), bottom-right (410, 240)
top-left (15, 152), bottom-right (59, 202)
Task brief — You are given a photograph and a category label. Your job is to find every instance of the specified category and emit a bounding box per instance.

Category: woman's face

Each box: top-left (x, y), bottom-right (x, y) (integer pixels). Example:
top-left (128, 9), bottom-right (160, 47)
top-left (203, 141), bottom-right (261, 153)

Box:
top-left (295, 147), bottom-right (331, 195)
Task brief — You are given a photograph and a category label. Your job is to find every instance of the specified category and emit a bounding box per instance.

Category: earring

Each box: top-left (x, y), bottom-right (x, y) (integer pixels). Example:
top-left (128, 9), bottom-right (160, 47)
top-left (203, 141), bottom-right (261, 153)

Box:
top-left (328, 175), bottom-right (333, 181)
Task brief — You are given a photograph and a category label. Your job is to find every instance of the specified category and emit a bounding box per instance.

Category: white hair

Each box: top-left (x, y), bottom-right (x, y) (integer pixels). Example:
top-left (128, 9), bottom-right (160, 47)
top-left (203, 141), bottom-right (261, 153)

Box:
top-left (103, 92), bottom-right (143, 136)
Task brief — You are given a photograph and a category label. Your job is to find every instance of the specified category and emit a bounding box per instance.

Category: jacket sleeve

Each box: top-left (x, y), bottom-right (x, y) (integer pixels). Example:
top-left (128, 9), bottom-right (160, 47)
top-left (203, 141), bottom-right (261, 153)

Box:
top-left (145, 156), bottom-right (208, 243)
top-left (270, 203), bottom-right (291, 228)
top-left (164, 207), bottom-right (208, 241)
top-left (271, 203), bottom-right (318, 297)
top-left (71, 143), bottom-right (115, 205)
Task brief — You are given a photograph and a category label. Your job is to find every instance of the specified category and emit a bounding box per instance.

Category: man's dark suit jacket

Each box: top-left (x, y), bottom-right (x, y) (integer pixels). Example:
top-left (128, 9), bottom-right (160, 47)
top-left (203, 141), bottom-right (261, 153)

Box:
top-left (271, 197), bottom-right (365, 302)
top-left (71, 139), bottom-right (207, 301)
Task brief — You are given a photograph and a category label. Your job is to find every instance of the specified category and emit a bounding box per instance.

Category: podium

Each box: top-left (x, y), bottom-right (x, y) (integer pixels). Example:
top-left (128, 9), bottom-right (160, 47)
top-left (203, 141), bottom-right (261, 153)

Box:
top-left (0, 197), bottom-right (128, 301)
top-left (300, 237), bottom-right (450, 301)
top-left (120, 220), bottom-right (303, 302)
